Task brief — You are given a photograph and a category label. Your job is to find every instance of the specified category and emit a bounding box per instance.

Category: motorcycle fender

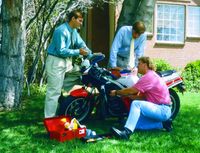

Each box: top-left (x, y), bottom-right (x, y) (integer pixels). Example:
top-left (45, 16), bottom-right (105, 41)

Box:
top-left (70, 88), bottom-right (88, 97)
top-left (175, 83), bottom-right (186, 93)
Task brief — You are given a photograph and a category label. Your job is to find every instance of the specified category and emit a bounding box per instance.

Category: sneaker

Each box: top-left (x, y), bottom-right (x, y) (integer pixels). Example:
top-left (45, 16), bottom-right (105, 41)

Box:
top-left (111, 127), bottom-right (132, 140)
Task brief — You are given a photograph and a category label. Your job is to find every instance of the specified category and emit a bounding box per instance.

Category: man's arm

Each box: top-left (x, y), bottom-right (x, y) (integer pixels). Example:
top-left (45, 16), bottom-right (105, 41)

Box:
top-left (134, 33), bottom-right (147, 66)
top-left (53, 29), bottom-right (80, 57)
top-left (110, 87), bottom-right (146, 101)
top-left (110, 87), bottom-right (139, 97)
top-left (109, 28), bottom-right (123, 68)
top-left (128, 92), bottom-right (145, 100)
top-left (74, 31), bottom-right (93, 58)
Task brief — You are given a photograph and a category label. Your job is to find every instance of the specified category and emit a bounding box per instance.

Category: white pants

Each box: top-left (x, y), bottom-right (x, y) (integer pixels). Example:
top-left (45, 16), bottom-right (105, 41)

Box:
top-left (63, 65), bottom-right (82, 92)
top-left (44, 55), bottom-right (73, 118)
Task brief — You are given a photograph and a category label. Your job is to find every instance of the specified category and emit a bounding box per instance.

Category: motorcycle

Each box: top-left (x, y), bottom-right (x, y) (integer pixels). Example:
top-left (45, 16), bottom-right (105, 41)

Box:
top-left (58, 54), bottom-right (185, 122)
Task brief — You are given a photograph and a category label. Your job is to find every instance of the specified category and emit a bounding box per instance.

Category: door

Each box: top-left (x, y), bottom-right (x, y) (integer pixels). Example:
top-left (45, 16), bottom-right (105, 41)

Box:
top-left (87, 4), bottom-right (110, 67)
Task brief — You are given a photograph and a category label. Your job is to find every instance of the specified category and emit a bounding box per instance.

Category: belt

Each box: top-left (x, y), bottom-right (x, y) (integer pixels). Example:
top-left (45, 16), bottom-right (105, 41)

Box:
top-left (48, 53), bottom-right (65, 59)
top-left (117, 54), bottom-right (127, 60)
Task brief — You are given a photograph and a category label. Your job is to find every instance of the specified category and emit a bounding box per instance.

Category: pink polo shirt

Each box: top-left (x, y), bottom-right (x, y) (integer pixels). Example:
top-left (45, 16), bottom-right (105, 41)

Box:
top-left (134, 70), bottom-right (171, 105)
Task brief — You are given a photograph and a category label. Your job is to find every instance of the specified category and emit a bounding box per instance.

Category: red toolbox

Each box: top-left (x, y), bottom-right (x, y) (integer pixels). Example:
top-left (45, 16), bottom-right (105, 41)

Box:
top-left (44, 116), bottom-right (86, 142)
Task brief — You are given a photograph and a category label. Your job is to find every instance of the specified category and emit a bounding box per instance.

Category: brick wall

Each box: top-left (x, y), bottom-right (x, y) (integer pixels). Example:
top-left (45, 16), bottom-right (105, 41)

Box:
top-left (145, 37), bottom-right (200, 69)
top-left (144, 0), bottom-right (200, 69)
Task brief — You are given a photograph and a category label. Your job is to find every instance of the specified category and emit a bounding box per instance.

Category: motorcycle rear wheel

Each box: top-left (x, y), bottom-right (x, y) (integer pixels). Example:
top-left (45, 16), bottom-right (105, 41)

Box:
top-left (58, 95), bottom-right (94, 123)
top-left (169, 88), bottom-right (180, 120)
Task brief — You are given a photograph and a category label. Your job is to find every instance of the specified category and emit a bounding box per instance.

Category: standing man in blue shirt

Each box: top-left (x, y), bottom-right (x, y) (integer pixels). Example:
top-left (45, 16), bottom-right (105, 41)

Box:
top-left (44, 10), bottom-right (91, 118)
top-left (108, 21), bottom-right (147, 70)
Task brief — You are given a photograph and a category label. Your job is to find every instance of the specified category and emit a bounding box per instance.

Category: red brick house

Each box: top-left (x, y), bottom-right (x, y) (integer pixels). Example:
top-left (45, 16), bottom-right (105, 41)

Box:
top-left (82, 0), bottom-right (200, 69)
top-left (145, 0), bottom-right (200, 69)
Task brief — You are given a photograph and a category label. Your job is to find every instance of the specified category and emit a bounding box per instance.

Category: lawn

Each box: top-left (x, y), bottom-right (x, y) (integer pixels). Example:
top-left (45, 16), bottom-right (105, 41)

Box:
top-left (0, 91), bottom-right (199, 153)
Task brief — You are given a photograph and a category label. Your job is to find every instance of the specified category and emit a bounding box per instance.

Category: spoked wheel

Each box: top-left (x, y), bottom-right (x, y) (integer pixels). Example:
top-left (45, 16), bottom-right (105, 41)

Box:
top-left (169, 88), bottom-right (180, 120)
top-left (58, 96), bottom-right (93, 122)
top-left (108, 96), bottom-right (127, 117)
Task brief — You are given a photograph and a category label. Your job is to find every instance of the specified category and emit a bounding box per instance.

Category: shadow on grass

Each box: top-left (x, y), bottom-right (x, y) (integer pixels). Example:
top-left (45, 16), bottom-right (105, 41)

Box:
top-left (0, 92), bottom-right (200, 153)
top-left (1, 98), bottom-right (200, 137)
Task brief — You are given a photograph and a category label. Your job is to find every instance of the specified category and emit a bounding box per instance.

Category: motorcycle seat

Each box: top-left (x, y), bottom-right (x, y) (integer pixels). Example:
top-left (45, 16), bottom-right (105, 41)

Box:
top-left (157, 70), bottom-right (176, 77)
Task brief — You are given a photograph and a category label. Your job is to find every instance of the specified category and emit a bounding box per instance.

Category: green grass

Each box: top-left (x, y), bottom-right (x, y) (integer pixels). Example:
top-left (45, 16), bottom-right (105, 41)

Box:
top-left (0, 92), bottom-right (200, 153)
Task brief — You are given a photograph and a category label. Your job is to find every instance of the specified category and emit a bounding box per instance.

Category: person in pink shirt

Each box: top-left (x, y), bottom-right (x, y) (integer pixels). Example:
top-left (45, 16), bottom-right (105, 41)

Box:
top-left (110, 56), bottom-right (172, 140)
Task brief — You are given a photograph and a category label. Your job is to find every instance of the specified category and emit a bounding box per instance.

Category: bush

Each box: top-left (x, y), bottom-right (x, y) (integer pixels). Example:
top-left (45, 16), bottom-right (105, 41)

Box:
top-left (182, 60), bottom-right (200, 92)
top-left (22, 84), bottom-right (46, 97)
top-left (153, 59), bottom-right (174, 71)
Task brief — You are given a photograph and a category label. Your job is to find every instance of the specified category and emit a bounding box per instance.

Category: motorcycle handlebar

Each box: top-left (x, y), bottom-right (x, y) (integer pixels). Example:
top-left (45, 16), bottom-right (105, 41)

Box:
top-left (90, 53), bottom-right (105, 65)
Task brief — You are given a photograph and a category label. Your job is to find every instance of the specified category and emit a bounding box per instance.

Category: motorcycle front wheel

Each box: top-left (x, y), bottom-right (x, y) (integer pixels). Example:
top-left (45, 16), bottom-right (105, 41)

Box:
top-left (58, 95), bottom-right (94, 123)
top-left (169, 88), bottom-right (180, 120)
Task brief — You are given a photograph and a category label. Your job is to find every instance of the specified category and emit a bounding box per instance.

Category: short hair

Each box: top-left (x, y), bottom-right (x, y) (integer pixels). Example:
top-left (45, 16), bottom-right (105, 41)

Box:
top-left (68, 10), bottom-right (83, 21)
top-left (138, 56), bottom-right (156, 71)
top-left (132, 21), bottom-right (146, 35)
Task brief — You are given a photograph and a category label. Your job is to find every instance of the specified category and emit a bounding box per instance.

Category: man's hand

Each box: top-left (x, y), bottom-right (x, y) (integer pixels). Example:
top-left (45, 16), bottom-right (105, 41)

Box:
top-left (110, 90), bottom-right (117, 97)
top-left (109, 67), bottom-right (123, 71)
top-left (131, 67), bottom-right (138, 74)
top-left (80, 48), bottom-right (88, 56)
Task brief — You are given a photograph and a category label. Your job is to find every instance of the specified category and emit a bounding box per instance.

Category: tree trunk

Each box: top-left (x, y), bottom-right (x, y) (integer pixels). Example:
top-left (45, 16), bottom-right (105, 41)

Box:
top-left (117, 0), bottom-right (155, 32)
top-left (0, 0), bottom-right (26, 110)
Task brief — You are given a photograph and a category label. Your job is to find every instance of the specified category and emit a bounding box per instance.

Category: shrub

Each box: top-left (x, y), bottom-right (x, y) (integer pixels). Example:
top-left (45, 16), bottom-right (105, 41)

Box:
top-left (153, 59), bottom-right (174, 71)
top-left (22, 84), bottom-right (46, 97)
top-left (182, 60), bottom-right (200, 92)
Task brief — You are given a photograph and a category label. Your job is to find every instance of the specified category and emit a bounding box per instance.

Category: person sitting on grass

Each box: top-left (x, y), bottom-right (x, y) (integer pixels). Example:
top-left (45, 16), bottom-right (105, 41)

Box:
top-left (110, 56), bottom-right (173, 140)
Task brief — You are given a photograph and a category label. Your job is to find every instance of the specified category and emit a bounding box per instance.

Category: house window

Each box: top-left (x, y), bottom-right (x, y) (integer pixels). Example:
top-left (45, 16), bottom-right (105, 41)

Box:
top-left (156, 4), bottom-right (185, 43)
top-left (187, 6), bottom-right (200, 37)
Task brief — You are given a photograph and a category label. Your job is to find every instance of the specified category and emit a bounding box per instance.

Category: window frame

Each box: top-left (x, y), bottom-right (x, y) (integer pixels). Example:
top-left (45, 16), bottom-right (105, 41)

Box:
top-left (186, 5), bottom-right (200, 38)
top-left (155, 3), bottom-right (186, 45)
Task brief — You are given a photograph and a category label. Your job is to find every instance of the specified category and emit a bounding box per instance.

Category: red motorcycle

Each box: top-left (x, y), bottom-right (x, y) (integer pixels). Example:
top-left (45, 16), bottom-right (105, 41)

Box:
top-left (58, 54), bottom-right (185, 122)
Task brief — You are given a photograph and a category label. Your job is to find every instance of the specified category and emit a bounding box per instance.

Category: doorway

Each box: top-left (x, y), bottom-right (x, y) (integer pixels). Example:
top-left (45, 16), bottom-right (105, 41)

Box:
top-left (87, 4), bottom-right (110, 67)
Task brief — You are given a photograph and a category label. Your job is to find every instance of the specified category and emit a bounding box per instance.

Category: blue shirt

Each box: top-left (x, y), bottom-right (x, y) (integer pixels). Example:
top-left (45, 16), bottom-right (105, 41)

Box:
top-left (109, 26), bottom-right (147, 68)
top-left (47, 22), bottom-right (91, 58)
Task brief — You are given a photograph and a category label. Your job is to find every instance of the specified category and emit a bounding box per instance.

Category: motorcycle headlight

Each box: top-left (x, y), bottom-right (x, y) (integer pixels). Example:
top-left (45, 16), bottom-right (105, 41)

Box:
top-left (81, 59), bottom-right (90, 68)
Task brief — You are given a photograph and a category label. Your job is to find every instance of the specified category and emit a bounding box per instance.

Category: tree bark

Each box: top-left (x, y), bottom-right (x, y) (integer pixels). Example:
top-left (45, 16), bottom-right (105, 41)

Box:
top-left (116, 0), bottom-right (155, 32)
top-left (0, 0), bottom-right (26, 110)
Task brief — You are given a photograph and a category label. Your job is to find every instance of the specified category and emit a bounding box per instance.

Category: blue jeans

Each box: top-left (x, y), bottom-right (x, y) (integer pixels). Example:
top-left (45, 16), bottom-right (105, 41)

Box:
top-left (124, 100), bottom-right (171, 132)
